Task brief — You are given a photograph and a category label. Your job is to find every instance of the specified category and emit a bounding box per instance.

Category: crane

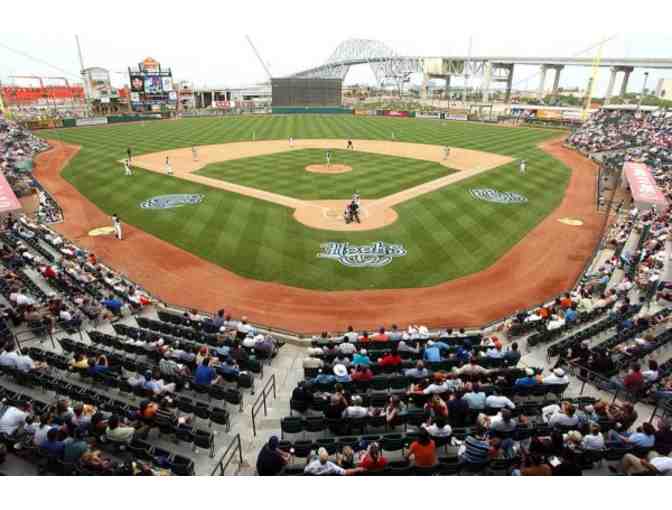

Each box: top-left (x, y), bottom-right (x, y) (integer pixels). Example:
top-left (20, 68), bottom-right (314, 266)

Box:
top-left (245, 35), bottom-right (273, 81)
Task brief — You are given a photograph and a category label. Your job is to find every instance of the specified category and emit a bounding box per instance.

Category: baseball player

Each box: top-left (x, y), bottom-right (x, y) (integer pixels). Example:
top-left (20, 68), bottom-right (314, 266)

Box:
top-left (519, 159), bottom-right (527, 175)
top-left (165, 156), bottom-right (173, 176)
top-left (192, 146), bottom-right (198, 162)
top-left (443, 146), bottom-right (451, 160)
top-left (289, 136), bottom-right (294, 148)
top-left (123, 159), bottom-right (133, 176)
top-left (112, 214), bottom-right (122, 240)
top-left (126, 147), bottom-right (132, 162)
top-left (325, 150), bottom-right (332, 167)
top-left (352, 191), bottom-right (361, 206)
top-left (347, 139), bottom-right (354, 150)
top-left (391, 131), bottom-right (395, 141)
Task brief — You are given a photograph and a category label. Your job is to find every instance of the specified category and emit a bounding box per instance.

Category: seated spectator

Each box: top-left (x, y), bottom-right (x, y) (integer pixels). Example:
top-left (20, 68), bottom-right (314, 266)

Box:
top-left (464, 383), bottom-right (487, 411)
top-left (642, 360), bottom-right (660, 383)
top-left (63, 428), bottom-right (89, 463)
top-left (304, 448), bottom-right (348, 475)
top-left (404, 360), bottom-right (428, 379)
top-left (385, 395), bottom-right (405, 426)
top-left (406, 428), bottom-right (438, 467)
top-left (460, 425), bottom-right (490, 466)
top-left (352, 349), bottom-right (371, 367)
top-left (423, 416), bottom-right (452, 438)
top-left (256, 436), bottom-right (290, 476)
top-left (194, 357), bottom-right (223, 386)
top-left (332, 363), bottom-right (351, 383)
top-left (581, 423), bottom-right (605, 451)
top-left (520, 455), bottom-right (552, 476)
top-left (515, 368), bottom-right (539, 387)
top-left (378, 348), bottom-right (401, 368)
top-left (358, 442), bottom-right (388, 472)
top-left (544, 402), bottom-right (579, 429)
top-left (0, 401), bottom-right (32, 439)
top-left (40, 427), bottom-right (65, 457)
top-left (503, 342), bottom-right (521, 366)
top-left (543, 368), bottom-right (569, 385)
top-left (350, 364), bottom-right (373, 382)
top-left (105, 415), bottom-right (136, 444)
top-left (101, 295), bottom-right (123, 316)
top-left (485, 390), bottom-right (516, 410)
top-left (342, 396), bottom-right (370, 419)
top-left (607, 422), bottom-right (656, 449)
top-left (612, 452), bottom-right (672, 475)
top-left (424, 394), bottom-right (448, 418)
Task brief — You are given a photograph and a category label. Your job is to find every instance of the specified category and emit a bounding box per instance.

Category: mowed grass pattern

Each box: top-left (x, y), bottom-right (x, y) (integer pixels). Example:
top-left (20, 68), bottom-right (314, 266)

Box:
top-left (41, 116), bottom-right (569, 290)
top-left (196, 148), bottom-right (456, 200)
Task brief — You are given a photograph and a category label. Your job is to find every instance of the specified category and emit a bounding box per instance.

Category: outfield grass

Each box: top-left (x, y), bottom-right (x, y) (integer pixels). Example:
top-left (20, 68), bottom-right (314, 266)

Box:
top-left (41, 116), bottom-right (569, 291)
top-left (196, 148), bottom-right (455, 200)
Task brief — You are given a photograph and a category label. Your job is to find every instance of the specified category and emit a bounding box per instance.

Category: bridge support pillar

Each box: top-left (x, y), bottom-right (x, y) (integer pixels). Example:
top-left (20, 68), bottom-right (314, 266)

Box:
top-left (504, 64), bottom-right (515, 103)
top-left (421, 76), bottom-right (430, 99)
top-left (482, 62), bottom-right (493, 103)
top-left (537, 65), bottom-right (549, 100)
top-left (620, 67), bottom-right (634, 97)
top-left (444, 76), bottom-right (451, 99)
top-left (551, 66), bottom-right (564, 97)
top-left (606, 68), bottom-right (618, 104)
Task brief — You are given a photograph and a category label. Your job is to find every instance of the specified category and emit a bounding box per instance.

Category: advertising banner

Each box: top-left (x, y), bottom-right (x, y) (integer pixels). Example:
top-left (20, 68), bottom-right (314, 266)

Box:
top-left (353, 109), bottom-right (370, 116)
top-left (383, 110), bottom-right (410, 117)
top-left (623, 162), bottom-right (668, 210)
top-left (130, 74), bottom-right (145, 92)
top-left (130, 92), bottom-right (141, 103)
top-left (445, 114), bottom-right (468, 121)
top-left (76, 117), bottom-right (108, 127)
top-left (0, 173), bottom-right (22, 214)
top-left (168, 91), bottom-right (178, 101)
top-left (144, 75), bottom-right (162, 94)
top-left (537, 109), bottom-right (563, 120)
top-left (415, 112), bottom-right (442, 119)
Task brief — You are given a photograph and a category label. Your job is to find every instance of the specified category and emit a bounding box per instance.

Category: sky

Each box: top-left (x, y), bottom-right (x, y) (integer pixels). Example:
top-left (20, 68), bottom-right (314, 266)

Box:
top-left (2, 1), bottom-right (672, 96)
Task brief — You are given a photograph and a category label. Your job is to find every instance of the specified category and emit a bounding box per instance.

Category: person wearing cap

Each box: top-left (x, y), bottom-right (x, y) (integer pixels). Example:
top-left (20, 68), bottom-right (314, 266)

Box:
top-left (333, 363), bottom-right (351, 383)
top-left (338, 340), bottom-right (356, 355)
top-left (352, 349), bottom-right (371, 367)
top-left (256, 436), bottom-right (290, 476)
top-left (404, 360), bottom-right (428, 379)
top-left (422, 373), bottom-right (450, 395)
top-left (342, 396), bottom-right (369, 419)
top-left (543, 368), bottom-right (569, 385)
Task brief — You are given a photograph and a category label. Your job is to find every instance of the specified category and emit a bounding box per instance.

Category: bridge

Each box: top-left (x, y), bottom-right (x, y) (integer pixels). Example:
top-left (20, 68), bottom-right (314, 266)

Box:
top-left (290, 39), bottom-right (672, 102)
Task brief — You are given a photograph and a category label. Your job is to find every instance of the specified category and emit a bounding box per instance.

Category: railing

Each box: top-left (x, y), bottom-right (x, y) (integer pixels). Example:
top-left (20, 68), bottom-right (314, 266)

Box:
top-left (209, 433), bottom-right (245, 476)
top-left (251, 374), bottom-right (277, 438)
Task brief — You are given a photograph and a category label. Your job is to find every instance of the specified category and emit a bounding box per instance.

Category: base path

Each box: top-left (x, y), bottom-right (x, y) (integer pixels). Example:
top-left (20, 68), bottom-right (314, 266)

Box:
top-left (36, 138), bottom-right (601, 334)
top-left (131, 139), bottom-right (512, 232)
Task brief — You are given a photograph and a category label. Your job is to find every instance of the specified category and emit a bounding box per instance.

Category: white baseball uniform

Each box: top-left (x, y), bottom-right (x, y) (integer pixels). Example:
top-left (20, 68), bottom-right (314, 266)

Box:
top-left (192, 147), bottom-right (198, 162)
top-left (165, 158), bottom-right (173, 176)
top-left (112, 216), bottom-right (122, 240)
top-left (124, 160), bottom-right (132, 176)
top-left (443, 147), bottom-right (450, 160)
top-left (289, 137), bottom-right (294, 147)
top-left (519, 161), bottom-right (526, 175)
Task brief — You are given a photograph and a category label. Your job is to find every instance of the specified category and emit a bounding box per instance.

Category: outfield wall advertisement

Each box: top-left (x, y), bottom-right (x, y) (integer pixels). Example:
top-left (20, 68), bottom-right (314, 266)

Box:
top-left (76, 117), bottom-right (108, 127)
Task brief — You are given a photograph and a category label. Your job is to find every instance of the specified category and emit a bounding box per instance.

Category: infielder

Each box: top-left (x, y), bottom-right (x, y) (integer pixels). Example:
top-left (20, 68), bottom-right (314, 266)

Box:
top-left (519, 159), bottom-right (527, 175)
top-left (347, 139), bottom-right (354, 150)
top-left (126, 147), bottom-right (132, 162)
top-left (192, 146), bottom-right (198, 162)
top-left (352, 191), bottom-right (361, 206)
top-left (443, 146), bottom-right (451, 160)
top-left (165, 156), bottom-right (173, 176)
top-left (325, 150), bottom-right (332, 167)
top-left (112, 214), bottom-right (122, 240)
top-left (289, 136), bottom-right (294, 147)
top-left (123, 159), bottom-right (133, 176)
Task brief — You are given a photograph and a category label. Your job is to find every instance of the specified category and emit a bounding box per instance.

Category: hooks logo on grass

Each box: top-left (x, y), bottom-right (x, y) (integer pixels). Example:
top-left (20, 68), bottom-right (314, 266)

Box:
top-left (470, 188), bottom-right (528, 204)
top-left (140, 194), bottom-right (204, 210)
top-left (318, 241), bottom-right (407, 268)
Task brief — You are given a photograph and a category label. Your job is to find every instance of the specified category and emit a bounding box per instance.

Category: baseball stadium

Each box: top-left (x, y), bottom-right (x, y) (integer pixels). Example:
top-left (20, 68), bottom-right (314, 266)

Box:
top-left (2, 24), bottom-right (672, 485)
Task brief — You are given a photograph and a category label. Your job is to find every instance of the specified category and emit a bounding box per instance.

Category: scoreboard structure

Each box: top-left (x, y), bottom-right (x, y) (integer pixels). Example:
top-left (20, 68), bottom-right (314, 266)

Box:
top-left (271, 78), bottom-right (342, 107)
top-left (128, 57), bottom-right (177, 112)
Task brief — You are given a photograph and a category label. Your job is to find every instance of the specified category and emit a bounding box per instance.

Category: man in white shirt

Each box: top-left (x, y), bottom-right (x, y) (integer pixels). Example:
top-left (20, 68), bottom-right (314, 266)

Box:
top-left (342, 396), bottom-right (369, 418)
top-left (338, 342), bottom-right (356, 355)
top-left (343, 327), bottom-right (359, 343)
top-left (489, 409), bottom-right (518, 433)
top-left (0, 344), bottom-right (21, 368)
top-left (0, 402), bottom-right (31, 436)
top-left (485, 392), bottom-right (516, 410)
top-left (423, 417), bottom-right (452, 438)
top-left (543, 368), bottom-right (569, 385)
top-left (581, 424), bottom-right (605, 451)
top-left (545, 402), bottom-right (579, 428)
top-left (618, 452), bottom-right (672, 475)
top-left (304, 448), bottom-right (346, 475)
top-left (236, 317), bottom-right (254, 338)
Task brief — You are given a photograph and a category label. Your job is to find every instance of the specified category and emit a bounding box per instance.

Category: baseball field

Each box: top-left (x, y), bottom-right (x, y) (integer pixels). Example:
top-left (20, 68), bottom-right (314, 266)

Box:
top-left (41, 115), bottom-right (571, 292)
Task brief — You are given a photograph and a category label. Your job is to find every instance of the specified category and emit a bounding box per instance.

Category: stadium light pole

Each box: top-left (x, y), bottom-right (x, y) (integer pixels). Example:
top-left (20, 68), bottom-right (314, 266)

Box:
top-left (638, 71), bottom-right (649, 111)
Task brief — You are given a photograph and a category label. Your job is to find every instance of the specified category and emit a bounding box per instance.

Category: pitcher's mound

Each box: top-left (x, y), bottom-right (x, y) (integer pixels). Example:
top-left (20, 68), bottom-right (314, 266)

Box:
top-left (306, 164), bottom-right (352, 174)
top-left (293, 200), bottom-right (398, 232)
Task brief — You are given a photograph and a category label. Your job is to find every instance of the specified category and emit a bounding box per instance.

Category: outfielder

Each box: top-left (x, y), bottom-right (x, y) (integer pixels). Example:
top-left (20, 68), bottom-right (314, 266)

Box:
top-left (192, 146), bottom-right (198, 162)
top-left (123, 159), bottom-right (133, 176)
top-left (519, 159), bottom-right (527, 175)
top-left (112, 214), bottom-right (122, 240)
top-left (165, 156), bottom-right (173, 176)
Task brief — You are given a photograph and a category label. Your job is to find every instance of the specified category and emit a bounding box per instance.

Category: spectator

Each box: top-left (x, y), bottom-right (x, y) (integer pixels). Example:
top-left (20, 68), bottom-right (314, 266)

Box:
top-left (256, 436), bottom-right (290, 476)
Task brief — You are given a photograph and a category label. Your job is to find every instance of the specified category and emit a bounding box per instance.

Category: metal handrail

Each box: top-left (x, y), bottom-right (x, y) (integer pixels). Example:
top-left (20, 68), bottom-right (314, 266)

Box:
top-left (209, 433), bottom-right (244, 476)
top-left (251, 374), bottom-right (277, 437)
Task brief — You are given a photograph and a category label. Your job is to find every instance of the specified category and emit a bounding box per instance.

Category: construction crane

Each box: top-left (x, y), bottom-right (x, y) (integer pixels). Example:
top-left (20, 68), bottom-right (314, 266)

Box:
top-left (582, 35), bottom-right (617, 121)
top-left (245, 35), bottom-right (273, 81)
